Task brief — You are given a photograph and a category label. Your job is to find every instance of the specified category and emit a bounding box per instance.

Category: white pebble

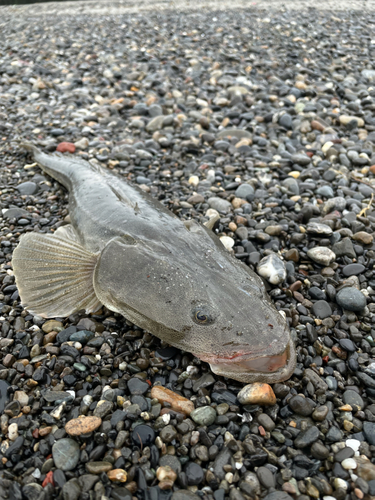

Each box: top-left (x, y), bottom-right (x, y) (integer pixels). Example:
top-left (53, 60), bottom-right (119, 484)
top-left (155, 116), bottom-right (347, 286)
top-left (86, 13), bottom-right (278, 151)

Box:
top-left (307, 247), bottom-right (336, 266)
top-left (205, 208), bottom-right (219, 219)
top-left (83, 395), bottom-right (93, 406)
top-left (346, 439), bottom-right (360, 452)
top-left (225, 472), bottom-right (233, 484)
top-left (220, 236), bottom-right (234, 250)
top-left (119, 362), bottom-right (127, 371)
top-left (162, 414), bottom-right (170, 425)
top-left (8, 423), bottom-right (18, 441)
top-left (341, 458), bottom-right (357, 470)
top-left (257, 253), bottom-right (286, 285)
top-left (333, 478), bottom-right (348, 490)
top-left (51, 402), bottom-right (65, 420)
top-left (32, 468), bottom-right (41, 479)
top-left (188, 175), bottom-right (199, 187)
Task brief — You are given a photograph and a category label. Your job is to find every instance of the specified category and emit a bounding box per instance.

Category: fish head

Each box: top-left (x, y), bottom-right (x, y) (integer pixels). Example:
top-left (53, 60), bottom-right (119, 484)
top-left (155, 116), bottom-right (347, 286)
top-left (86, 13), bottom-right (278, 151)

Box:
top-left (94, 230), bottom-right (295, 384)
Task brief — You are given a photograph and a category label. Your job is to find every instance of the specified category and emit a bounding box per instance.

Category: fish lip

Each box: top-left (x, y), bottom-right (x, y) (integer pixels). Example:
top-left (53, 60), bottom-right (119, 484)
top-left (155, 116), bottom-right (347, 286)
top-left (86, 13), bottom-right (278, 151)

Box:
top-left (195, 337), bottom-right (297, 384)
top-left (195, 337), bottom-right (289, 366)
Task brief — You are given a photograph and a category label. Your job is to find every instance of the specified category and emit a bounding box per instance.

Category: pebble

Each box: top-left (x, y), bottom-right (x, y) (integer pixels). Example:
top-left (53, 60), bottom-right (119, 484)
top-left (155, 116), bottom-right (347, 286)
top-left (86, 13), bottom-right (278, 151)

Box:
top-left (346, 439), bottom-right (361, 452)
top-left (307, 247), bottom-right (336, 266)
top-left (208, 197), bottom-right (232, 213)
top-left (107, 469), bottom-right (127, 482)
top-left (311, 300), bottom-right (332, 319)
top-left (288, 395), bottom-right (314, 416)
top-left (150, 386), bottom-right (194, 415)
top-left (237, 383), bottom-right (276, 406)
top-left (235, 184), bottom-right (254, 199)
top-left (336, 287), bottom-right (367, 312)
top-left (294, 426), bottom-right (320, 449)
top-left (132, 425), bottom-right (156, 447)
top-left (56, 142), bottom-right (76, 153)
top-left (190, 406), bottom-right (217, 426)
top-left (65, 416), bottom-right (102, 436)
top-left (257, 254), bottom-right (286, 285)
top-left (52, 439), bottom-right (80, 471)
top-left (85, 462), bottom-right (113, 474)
top-left (341, 458), bottom-right (357, 470)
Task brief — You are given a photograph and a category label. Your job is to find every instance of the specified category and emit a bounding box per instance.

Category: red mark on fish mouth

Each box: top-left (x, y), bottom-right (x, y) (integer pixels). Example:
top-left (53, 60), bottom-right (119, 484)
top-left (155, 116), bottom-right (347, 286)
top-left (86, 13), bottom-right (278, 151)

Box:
top-left (196, 345), bottom-right (289, 374)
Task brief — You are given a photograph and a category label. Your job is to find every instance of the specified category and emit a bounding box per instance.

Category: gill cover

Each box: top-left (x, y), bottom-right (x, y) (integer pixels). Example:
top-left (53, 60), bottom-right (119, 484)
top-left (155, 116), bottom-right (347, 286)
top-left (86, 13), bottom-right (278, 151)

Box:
top-left (93, 236), bottom-right (193, 347)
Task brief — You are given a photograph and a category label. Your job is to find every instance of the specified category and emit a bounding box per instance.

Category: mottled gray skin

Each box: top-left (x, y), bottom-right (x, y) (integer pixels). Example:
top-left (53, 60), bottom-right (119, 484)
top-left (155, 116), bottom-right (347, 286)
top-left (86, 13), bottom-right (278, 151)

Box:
top-left (18, 144), bottom-right (296, 383)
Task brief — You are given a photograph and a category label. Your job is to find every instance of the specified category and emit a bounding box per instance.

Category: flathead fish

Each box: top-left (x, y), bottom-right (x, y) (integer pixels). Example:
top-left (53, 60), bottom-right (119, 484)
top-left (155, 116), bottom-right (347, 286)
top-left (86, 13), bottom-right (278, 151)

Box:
top-left (12, 143), bottom-right (296, 383)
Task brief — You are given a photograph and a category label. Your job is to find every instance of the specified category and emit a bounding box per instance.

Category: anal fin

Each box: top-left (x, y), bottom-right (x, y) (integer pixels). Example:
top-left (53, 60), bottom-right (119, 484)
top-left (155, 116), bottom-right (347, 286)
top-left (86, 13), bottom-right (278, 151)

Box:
top-left (12, 231), bottom-right (101, 318)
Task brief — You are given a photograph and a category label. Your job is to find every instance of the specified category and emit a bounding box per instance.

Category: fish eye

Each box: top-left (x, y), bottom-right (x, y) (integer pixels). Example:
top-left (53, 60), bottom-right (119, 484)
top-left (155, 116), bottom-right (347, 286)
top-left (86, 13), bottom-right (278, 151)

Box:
top-left (192, 306), bottom-right (214, 325)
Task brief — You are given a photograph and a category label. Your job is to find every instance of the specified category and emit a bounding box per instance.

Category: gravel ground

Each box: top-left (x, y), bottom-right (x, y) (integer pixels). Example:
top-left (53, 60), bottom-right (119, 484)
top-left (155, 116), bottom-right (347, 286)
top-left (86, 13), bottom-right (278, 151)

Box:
top-left (2, 1), bottom-right (375, 500)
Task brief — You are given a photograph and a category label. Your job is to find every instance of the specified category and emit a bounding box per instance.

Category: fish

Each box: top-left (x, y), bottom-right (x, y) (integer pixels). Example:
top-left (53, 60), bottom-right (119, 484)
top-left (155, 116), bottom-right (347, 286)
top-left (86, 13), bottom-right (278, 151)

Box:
top-left (12, 143), bottom-right (296, 384)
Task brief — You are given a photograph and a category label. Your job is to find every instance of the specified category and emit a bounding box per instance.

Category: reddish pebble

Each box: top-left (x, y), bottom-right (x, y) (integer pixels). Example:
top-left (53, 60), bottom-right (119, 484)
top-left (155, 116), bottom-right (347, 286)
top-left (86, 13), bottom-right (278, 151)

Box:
top-left (42, 471), bottom-right (54, 488)
top-left (32, 429), bottom-right (39, 439)
top-left (289, 280), bottom-right (302, 292)
top-left (259, 426), bottom-right (266, 436)
top-left (56, 142), bottom-right (76, 154)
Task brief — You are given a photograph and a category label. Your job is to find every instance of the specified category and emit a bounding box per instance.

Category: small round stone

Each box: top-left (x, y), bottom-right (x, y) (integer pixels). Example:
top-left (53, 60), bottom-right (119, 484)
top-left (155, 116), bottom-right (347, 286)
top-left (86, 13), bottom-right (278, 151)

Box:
top-left (288, 395), bottom-right (314, 416)
top-left (52, 439), bottom-right (80, 471)
top-left (131, 425), bottom-right (156, 447)
top-left (307, 247), bottom-right (336, 266)
top-left (336, 287), bottom-right (367, 312)
top-left (86, 461), bottom-right (113, 474)
top-left (107, 469), bottom-right (127, 482)
top-left (341, 458), bottom-right (357, 470)
top-left (311, 300), bottom-right (332, 319)
top-left (237, 383), bottom-right (276, 406)
top-left (185, 462), bottom-right (204, 486)
top-left (56, 142), bottom-right (76, 153)
top-left (65, 416), bottom-right (102, 436)
top-left (190, 406), bottom-right (217, 426)
top-left (257, 254), bottom-right (286, 285)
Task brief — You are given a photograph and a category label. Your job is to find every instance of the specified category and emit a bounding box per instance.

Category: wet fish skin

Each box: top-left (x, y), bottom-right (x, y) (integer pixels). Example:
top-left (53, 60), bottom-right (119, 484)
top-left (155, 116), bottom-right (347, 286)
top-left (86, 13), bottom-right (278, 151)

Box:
top-left (12, 143), bottom-right (296, 384)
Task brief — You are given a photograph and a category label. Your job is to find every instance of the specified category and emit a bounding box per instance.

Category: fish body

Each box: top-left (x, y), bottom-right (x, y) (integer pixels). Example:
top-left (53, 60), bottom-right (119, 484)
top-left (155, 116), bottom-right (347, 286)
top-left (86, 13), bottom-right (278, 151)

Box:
top-left (12, 144), bottom-right (296, 383)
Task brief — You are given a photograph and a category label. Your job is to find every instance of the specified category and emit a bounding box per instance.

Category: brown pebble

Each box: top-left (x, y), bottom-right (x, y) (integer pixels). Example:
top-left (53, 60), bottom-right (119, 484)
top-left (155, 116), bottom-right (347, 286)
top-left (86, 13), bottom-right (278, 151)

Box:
top-left (39, 426), bottom-right (52, 437)
top-left (43, 331), bottom-right (58, 345)
top-left (289, 281), bottom-right (302, 292)
top-left (311, 120), bottom-right (325, 131)
top-left (284, 248), bottom-right (300, 262)
top-left (42, 320), bottom-right (63, 333)
top-left (234, 215), bottom-right (248, 226)
top-left (282, 482), bottom-right (297, 495)
top-left (65, 416), bottom-right (102, 436)
top-left (107, 469), bottom-right (127, 482)
top-left (353, 231), bottom-right (373, 245)
top-left (237, 383), bottom-right (276, 406)
top-left (332, 345), bottom-right (347, 360)
top-left (156, 466), bottom-right (177, 485)
top-left (354, 487), bottom-right (364, 499)
top-left (3, 354), bottom-right (16, 368)
top-left (231, 197), bottom-right (247, 209)
top-left (293, 291), bottom-right (305, 303)
top-left (150, 386), bottom-right (194, 415)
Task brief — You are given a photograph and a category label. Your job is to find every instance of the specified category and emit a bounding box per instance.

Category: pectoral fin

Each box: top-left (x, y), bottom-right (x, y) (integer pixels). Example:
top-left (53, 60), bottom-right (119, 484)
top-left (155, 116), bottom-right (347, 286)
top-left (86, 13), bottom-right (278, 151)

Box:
top-left (12, 231), bottom-right (101, 318)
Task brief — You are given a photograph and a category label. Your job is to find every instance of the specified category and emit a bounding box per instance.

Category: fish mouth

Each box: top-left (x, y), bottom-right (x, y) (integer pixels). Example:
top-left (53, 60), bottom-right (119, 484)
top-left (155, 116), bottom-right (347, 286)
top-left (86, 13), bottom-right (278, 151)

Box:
top-left (195, 338), bottom-right (296, 384)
